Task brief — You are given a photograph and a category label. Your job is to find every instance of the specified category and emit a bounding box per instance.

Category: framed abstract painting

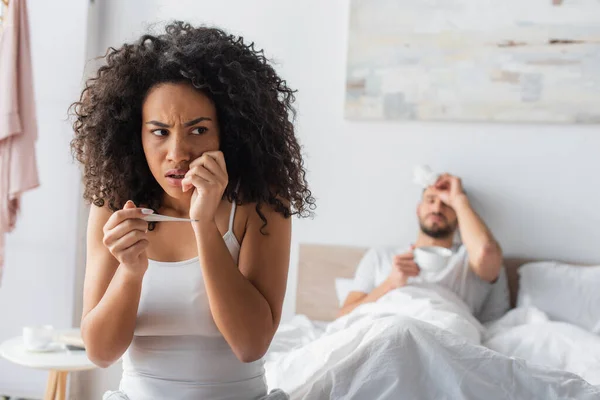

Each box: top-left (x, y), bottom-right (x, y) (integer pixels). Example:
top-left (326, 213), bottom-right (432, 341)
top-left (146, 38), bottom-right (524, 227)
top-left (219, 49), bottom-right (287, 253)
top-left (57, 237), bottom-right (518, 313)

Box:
top-left (345, 0), bottom-right (600, 123)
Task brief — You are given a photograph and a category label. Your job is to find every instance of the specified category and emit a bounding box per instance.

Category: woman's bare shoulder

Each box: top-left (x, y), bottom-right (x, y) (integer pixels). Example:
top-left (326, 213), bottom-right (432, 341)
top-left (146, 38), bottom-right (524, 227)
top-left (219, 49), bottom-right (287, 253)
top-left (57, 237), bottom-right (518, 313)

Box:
top-left (86, 203), bottom-right (116, 244)
top-left (88, 203), bottom-right (113, 226)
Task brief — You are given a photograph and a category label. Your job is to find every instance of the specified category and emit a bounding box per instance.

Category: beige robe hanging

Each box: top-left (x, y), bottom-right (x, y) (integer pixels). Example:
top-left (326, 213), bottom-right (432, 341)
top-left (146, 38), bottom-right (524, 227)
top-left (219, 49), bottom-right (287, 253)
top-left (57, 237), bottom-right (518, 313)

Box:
top-left (0, 0), bottom-right (40, 284)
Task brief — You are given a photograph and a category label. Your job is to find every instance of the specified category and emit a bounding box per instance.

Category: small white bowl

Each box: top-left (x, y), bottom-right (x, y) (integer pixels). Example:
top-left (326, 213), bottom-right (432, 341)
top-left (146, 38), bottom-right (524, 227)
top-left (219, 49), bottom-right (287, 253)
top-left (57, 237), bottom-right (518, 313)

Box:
top-left (414, 246), bottom-right (452, 272)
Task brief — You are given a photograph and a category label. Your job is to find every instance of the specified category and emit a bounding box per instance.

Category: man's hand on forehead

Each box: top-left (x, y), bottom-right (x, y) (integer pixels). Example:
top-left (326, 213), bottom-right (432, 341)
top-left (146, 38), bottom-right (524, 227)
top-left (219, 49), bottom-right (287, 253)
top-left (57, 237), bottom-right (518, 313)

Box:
top-left (433, 174), bottom-right (465, 207)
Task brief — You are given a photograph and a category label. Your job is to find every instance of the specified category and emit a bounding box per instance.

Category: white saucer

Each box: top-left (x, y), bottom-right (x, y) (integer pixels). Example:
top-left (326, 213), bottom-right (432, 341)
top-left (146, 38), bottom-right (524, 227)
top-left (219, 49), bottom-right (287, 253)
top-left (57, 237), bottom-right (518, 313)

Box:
top-left (24, 342), bottom-right (65, 353)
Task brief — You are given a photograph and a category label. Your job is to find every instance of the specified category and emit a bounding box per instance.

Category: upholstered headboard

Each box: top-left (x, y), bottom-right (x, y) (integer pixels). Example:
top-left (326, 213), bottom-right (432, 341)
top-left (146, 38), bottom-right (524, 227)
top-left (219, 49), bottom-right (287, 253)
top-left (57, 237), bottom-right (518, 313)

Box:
top-left (294, 243), bottom-right (545, 322)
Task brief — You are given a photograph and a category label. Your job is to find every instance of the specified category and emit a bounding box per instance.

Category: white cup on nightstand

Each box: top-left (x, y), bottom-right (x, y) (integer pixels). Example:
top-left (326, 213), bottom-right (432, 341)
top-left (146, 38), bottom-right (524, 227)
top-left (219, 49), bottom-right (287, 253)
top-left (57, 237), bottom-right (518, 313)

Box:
top-left (23, 325), bottom-right (55, 351)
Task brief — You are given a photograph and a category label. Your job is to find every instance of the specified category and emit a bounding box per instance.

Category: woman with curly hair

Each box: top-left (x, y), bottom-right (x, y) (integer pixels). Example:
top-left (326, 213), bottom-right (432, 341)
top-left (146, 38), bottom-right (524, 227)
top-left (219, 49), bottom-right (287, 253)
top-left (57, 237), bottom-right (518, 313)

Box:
top-left (71, 21), bottom-right (314, 399)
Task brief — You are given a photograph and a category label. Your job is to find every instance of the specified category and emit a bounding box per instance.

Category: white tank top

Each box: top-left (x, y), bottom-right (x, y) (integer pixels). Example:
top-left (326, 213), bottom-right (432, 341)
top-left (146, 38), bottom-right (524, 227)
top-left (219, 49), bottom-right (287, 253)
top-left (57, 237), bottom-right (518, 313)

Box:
top-left (119, 199), bottom-right (268, 400)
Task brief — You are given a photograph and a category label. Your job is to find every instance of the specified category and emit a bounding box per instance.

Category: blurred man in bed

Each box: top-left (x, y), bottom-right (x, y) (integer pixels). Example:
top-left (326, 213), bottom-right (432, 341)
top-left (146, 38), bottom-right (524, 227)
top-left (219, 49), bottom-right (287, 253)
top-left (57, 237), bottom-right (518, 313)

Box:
top-left (339, 173), bottom-right (509, 323)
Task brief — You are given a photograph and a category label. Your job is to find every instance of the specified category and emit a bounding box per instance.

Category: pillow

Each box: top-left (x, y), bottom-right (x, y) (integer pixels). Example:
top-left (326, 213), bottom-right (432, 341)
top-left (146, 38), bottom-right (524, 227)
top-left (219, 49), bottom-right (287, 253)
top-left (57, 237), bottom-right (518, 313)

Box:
top-left (517, 261), bottom-right (600, 333)
top-left (334, 278), bottom-right (355, 307)
top-left (484, 317), bottom-right (600, 385)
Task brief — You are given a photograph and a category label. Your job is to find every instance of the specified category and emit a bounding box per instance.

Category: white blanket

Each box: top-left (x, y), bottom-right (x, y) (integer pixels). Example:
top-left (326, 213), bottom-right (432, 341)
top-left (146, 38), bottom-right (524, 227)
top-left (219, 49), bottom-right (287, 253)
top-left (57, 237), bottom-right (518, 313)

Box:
top-left (484, 307), bottom-right (600, 386)
top-left (266, 285), bottom-right (600, 400)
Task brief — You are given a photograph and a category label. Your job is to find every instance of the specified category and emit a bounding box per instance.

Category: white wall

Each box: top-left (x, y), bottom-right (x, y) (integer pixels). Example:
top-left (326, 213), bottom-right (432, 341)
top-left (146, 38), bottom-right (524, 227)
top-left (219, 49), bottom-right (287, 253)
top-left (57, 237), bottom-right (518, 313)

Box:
top-left (0, 0), bottom-right (89, 397)
top-left (61, 0), bottom-right (600, 396)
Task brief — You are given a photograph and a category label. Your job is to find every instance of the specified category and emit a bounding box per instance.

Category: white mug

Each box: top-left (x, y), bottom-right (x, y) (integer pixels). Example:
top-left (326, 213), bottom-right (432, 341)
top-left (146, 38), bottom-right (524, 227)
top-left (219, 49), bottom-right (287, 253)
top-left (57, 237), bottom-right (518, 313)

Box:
top-left (413, 246), bottom-right (452, 276)
top-left (23, 325), bottom-right (55, 351)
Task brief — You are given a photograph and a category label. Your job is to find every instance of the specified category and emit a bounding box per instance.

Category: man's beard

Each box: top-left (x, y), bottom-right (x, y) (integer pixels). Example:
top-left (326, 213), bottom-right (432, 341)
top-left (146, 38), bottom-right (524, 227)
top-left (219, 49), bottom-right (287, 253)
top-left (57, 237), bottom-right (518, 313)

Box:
top-left (419, 215), bottom-right (457, 239)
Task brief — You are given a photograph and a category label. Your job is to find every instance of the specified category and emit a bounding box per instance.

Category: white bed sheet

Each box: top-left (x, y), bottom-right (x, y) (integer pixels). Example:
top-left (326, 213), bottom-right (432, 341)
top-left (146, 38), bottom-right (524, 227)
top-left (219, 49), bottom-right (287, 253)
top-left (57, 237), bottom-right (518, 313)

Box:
top-left (265, 285), bottom-right (600, 400)
top-left (484, 307), bottom-right (600, 386)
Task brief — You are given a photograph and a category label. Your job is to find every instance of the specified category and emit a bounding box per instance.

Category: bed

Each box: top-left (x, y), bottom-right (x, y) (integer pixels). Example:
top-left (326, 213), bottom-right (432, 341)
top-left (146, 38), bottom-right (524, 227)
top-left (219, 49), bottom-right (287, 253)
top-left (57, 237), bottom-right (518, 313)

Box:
top-left (294, 243), bottom-right (533, 321)
top-left (262, 243), bottom-right (600, 400)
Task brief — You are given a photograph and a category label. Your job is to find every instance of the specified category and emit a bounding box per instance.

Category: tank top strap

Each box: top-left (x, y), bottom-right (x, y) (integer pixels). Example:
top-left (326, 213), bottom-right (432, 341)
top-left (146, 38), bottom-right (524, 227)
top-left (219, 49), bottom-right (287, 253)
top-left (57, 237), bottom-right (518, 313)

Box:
top-left (227, 181), bottom-right (241, 233)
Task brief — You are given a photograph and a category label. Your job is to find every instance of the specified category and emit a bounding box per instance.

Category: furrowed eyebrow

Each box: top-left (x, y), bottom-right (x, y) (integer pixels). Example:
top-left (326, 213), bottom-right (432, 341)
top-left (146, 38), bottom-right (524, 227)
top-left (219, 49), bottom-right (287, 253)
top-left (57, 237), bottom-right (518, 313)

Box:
top-left (184, 117), bottom-right (212, 127)
top-left (145, 120), bottom-right (171, 128)
top-left (144, 117), bottom-right (212, 128)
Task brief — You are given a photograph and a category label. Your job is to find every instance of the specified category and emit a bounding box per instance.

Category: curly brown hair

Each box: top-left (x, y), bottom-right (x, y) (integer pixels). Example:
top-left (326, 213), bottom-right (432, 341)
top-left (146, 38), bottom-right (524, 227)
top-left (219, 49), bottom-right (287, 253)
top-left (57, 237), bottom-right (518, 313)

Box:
top-left (70, 21), bottom-right (314, 229)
